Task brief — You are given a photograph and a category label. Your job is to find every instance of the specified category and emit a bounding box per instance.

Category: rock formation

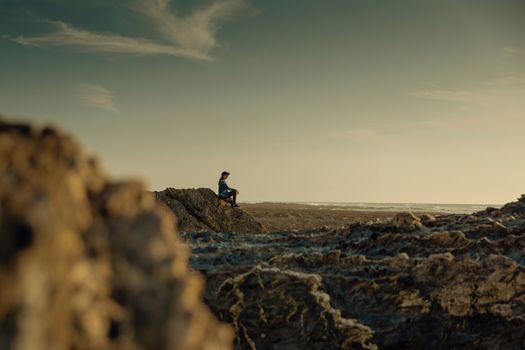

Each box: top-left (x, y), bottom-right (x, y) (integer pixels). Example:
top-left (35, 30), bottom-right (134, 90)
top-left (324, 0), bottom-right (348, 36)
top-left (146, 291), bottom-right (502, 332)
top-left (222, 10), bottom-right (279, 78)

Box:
top-left (207, 266), bottom-right (377, 350)
top-left (0, 119), bottom-right (232, 350)
top-left (389, 212), bottom-right (422, 231)
top-left (476, 194), bottom-right (525, 219)
top-left (186, 199), bottom-right (525, 349)
top-left (155, 188), bottom-right (267, 234)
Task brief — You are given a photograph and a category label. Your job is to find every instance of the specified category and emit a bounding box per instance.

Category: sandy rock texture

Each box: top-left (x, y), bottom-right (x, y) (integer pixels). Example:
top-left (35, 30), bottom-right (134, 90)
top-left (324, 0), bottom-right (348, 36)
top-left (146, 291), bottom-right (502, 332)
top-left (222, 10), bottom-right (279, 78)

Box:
top-left (0, 119), bottom-right (232, 350)
top-left (155, 188), bottom-right (267, 234)
top-left (186, 196), bottom-right (525, 349)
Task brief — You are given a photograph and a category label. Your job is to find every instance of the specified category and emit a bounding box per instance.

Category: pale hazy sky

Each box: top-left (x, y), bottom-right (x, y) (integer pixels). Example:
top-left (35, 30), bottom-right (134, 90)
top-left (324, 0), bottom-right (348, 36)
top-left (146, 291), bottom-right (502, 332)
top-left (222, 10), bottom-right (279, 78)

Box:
top-left (1, 0), bottom-right (524, 204)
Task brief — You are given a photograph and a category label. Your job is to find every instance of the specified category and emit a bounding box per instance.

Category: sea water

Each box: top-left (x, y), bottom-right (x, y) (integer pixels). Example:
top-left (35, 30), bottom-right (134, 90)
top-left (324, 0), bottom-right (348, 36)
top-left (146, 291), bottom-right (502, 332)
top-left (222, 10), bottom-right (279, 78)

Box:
top-left (243, 202), bottom-right (500, 214)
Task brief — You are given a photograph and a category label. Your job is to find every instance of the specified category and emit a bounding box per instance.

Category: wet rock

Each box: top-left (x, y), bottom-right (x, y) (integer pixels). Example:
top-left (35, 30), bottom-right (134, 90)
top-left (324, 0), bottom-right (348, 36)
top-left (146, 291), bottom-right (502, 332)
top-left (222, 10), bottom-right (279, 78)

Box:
top-left (0, 119), bottom-right (232, 350)
top-left (155, 188), bottom-right (267, 234)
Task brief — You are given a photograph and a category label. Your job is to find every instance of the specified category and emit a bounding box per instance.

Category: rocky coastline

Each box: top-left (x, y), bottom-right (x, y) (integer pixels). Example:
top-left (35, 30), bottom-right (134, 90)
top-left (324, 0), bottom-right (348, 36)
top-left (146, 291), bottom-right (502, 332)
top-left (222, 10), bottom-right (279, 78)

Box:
top-left (1, 118), bottom-right (524, 350)
top-left (181, 196), bottom-right (525, 349)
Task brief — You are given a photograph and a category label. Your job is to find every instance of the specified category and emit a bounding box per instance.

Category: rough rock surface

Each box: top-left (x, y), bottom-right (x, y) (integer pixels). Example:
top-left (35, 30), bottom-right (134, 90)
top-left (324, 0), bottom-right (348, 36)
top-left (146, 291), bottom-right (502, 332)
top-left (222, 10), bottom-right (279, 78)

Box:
top-left (185, 196), bottom-right (525, 349)
top-left (0, 119), bottom-right (232, 350)
top-left (390, 212), bottom-right (422, 231)
top-left (207, 266), bottom-right (377, 350)
top-left (155, 188), bottom-right (267, 234)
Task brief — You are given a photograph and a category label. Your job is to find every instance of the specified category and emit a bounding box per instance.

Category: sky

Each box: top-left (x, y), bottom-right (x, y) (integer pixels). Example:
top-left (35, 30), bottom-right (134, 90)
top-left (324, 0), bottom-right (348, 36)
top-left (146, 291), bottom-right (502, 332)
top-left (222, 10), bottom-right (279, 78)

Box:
top-left (0, 0), bottom-right (524, 204)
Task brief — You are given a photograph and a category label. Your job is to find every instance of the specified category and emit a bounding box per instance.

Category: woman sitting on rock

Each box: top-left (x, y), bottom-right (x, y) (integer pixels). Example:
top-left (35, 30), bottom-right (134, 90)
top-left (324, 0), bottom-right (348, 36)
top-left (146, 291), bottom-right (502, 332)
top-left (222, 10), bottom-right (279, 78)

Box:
top-left (218, 171), bottom-right (239, 208)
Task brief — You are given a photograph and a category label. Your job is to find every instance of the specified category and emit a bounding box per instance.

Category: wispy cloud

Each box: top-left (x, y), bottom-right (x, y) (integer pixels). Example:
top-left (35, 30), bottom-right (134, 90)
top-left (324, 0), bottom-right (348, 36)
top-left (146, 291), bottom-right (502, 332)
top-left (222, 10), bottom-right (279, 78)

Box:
top-left (134, 0), bottom-right (244, 58)
top-left (410, 90), bottom-right (475, 102)
top-left (417, 116), bottom-right (478, 129)
top-left (327, 128), bottom-right (401, 145)
top-left (12, 21), bottom-right (209, 60)
top-left (485, 75), bottom-right (525, 87)
top-left (77, 84), bottom-right (119, 113)
top-left (413, 79), bottom-right (525, 131)
top-left (504, 46), bottom-right (525, 56)
top-left (412, 76), bottom-right (525, 104)
top-left (10, 0), bottom-right (245, 60)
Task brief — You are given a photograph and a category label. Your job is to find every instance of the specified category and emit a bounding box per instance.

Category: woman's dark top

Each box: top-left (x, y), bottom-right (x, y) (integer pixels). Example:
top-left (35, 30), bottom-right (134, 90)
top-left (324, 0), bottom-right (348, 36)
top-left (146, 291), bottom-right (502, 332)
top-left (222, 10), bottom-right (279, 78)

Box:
top-left (218, 179), bottom-right (233, 197)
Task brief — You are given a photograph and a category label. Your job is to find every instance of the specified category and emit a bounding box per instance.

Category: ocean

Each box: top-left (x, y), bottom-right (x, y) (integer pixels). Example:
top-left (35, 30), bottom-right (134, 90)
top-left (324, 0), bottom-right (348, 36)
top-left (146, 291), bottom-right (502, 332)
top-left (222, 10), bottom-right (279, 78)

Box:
top-left (243, 201), bottom-right (501, 214)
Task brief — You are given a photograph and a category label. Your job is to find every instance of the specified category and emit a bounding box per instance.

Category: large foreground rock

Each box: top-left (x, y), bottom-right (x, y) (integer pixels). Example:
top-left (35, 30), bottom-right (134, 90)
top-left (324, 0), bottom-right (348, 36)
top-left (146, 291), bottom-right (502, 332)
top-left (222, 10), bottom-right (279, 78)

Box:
top-left (0, 119), bottom-right (232, 350)
top-left (155, 188), bottom-right (267, 234)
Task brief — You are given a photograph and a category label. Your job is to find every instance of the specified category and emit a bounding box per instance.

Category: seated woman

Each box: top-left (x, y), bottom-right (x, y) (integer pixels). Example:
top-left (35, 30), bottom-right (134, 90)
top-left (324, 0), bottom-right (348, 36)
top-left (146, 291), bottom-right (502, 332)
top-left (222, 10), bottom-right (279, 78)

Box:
top-left (218, 171), bottom-right (239, 208)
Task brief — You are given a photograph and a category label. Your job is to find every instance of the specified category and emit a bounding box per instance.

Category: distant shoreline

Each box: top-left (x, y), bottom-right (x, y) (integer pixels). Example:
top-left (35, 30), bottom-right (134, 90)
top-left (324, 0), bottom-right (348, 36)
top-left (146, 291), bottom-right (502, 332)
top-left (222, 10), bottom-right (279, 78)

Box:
top-left (240, 201), bottom-right (501, 232)
top-left (240, 201), bottom-right (502, 205)
top-left (240, 201), bottom-right (500, 215)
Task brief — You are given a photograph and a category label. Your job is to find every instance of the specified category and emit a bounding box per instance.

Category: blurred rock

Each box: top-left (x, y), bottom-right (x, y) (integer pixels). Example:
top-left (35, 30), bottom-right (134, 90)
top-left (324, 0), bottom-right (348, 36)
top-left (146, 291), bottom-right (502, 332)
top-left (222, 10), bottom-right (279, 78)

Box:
top-left (0, 119), bottom-right (232, 350)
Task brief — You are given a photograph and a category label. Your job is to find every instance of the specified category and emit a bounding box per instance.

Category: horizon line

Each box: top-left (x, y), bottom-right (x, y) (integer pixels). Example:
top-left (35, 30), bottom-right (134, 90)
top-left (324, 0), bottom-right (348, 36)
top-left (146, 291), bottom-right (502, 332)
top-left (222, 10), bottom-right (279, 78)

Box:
top-left (237, 200), bottom-right (504, 206)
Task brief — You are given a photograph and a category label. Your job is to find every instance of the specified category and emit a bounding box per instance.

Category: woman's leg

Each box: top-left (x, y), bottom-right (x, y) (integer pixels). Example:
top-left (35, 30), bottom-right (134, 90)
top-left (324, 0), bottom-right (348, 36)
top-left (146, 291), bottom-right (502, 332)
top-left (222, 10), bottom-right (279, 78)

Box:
top-left (220, 191), bottom-right (238, 207)
top-left (220, 192), bottom-right (235, 204)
